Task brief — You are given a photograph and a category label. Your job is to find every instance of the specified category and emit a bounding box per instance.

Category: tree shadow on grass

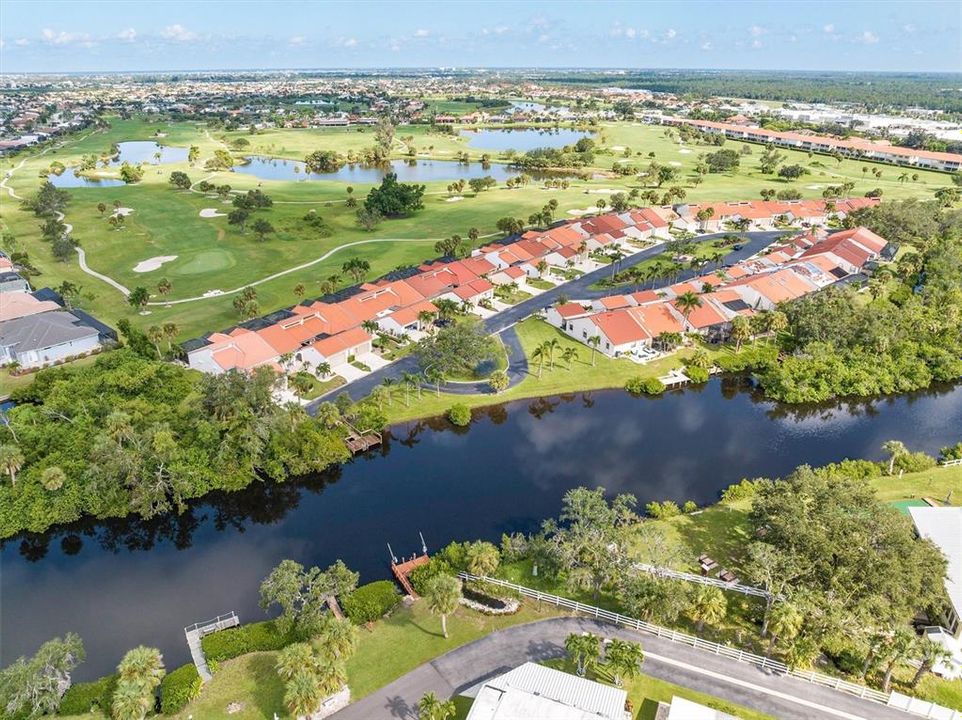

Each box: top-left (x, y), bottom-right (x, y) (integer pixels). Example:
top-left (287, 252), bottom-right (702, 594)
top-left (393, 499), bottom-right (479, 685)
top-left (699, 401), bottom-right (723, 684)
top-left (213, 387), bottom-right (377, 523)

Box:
top-left (407, 615), bottom-right (446, 639)
top-left (673, 505), bottom-right (754, 571)
top-left (246, 652), bottom-right (288, 720)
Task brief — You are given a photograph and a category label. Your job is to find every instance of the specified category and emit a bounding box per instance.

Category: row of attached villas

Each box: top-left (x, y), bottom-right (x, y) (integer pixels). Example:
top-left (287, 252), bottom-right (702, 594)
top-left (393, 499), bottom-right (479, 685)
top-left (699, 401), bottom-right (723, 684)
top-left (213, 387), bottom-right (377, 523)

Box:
top-left (545, 225), bottom-right (888, 358)
top-left (0, 254), bottom-right (114, 370)
top-left (663, 117), bottom-right (962, 173)
top-left (185, 197), bottom-right (878, 377)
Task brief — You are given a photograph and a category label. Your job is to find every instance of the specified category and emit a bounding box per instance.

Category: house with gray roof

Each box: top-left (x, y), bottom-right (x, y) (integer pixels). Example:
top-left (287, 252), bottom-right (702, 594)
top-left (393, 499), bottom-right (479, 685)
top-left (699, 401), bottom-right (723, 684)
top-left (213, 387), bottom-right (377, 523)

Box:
top-left (0, 311), bottom-right (103, 369)
top-left (0, 271), bottom-right (30, 294)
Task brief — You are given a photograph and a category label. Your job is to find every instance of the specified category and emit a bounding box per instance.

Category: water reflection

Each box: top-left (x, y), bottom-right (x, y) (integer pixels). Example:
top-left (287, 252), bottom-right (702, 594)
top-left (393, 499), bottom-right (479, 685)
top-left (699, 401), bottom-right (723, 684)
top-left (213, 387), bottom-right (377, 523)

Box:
top-left (2, 380), bottom-right (960, 678)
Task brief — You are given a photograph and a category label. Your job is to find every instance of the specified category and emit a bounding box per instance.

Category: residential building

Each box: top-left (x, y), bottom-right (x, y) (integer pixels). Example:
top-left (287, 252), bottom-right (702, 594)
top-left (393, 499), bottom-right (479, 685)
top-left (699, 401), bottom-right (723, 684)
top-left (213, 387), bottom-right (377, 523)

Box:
top-left (909, 507), bottom-right (962, 638)
top-left (464, 662), bottom-right (630, 720)
top-left (0, 311), bottom-right (103, 369)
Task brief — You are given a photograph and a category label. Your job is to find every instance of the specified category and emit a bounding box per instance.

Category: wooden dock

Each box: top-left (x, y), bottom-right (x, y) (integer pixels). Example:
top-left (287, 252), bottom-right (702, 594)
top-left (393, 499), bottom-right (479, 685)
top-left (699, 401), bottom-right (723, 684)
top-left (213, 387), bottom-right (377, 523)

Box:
top-left (345, 430), bottom-right (382, 453)
top-left (391, 554), bottom-right (429, 598)
top-left (184, 612), bottom-right (239, 682)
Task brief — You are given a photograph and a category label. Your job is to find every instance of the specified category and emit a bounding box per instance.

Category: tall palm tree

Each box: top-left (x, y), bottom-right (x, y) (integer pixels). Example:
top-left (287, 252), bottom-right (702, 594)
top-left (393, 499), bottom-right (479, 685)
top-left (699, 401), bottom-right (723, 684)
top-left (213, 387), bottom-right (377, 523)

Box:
top-left (881, 629), bottom-right (916, 692)
top-left (544, 338), bottom-right (560, 369)
top-left (418, 310), bottom-right (436, 334)
top-left (314, 615), bottom-right (358, 661)
top-left (766, 602), bottom-right (803, 658)
top-left (674, 291), bottom-right (703, 326)
top-left (117, 646), bottom-right (165, 687)
top-left (361, 319), bottom-right (379, 335)
top-left (690, 586), bottom-right (727, 633)
top-left (316, 362), bottom-right (332, 380)
top-left (587, 335), bottom-right (602, 366)
top-left (402, 371), bottom-right (421, 402)
top-left (0, 444), bottom-right (24, 485)
top-left (162, 322), bottom-right (179, 351)
top-left (425, 574), bottom-right (461, 638)
top-left (882, 440), bottom-right (908, 474)
top-left (605, 639), bottom-right (644, 687)
top-left (276, 643), bottom-right (319, 682)
top-left (110, 680), bottom-right (151, 720)
top-left (531, 345), bottom-right (547, 378)
top-left (911, 639), bottom-right (952, 688)
top-left (561, 347), bottom-right (578, 369)
top-left (465, 541), bottom-right (500, 577)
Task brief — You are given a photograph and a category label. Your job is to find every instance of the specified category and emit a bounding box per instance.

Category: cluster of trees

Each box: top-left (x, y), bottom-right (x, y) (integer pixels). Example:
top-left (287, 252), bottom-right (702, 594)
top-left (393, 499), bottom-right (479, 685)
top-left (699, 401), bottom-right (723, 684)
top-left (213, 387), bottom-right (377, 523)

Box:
top-left (363, 172), bottom-right (425, 218)
top-left (204, 149), bottom-right (234, 170)
top-left (167, 171), bottom-right (192, 190)
top-left (0, 633), bottom-right (85, 717)
top-left (118, 162), bottom-right (144, 184)
top-left (24, 182), bottom-right (76, 262)
top-left (415, 320), bottom-right (497, 388)
top-left (0, 351), bottom-right (352, 538)
top-left (754, 201), bottom-right (962, 403)
top-left (304, 149), bottom-right (343, 174)
top-left (564, 633), bottom-right (644, 686)
top-left (508, 137), bottom-right (596, 170)
top-left (228, 189), bottom-right (274, 240)
top-left (501, 465), bottom-right (952, 688)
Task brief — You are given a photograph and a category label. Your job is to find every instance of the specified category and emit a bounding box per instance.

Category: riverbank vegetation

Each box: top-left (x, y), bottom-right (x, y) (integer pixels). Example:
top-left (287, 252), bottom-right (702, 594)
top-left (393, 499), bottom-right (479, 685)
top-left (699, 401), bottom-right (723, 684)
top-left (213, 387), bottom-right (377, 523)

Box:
top-left (0, 351), bottom-right (353, 538)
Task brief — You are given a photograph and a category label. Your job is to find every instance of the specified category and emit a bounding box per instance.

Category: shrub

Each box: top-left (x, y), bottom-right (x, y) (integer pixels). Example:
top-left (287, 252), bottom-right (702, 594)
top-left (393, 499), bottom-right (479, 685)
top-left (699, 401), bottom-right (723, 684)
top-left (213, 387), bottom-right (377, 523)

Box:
top-left (409, 557), bottom-right (454, 596)
top-left (818, 459), bottom-right (883, 480)
top-left (894, 451), bottom-right (936, 474)
top-left (645, 500), bottom-right (681, 519)
top-left (342, 580), bottom-right (401, 624)
top-left (683, 500), bottom-right (698, 514)
top-left (59, 674), bottom-right (118, 716)
top-left (200, 620), bottom-right (299, 663)
top-left (447, 404), bottom-right (471, 427)
top-left (160, 664), bottom-right (202, 714)
top-left (625, 376), bottom-right (665, 395)
top-left (939, 442), bottom-right (962, 462)
top-left (685, 365), bottom-right (710, 384)
top-left (721, 477), bottom-right (769, 503)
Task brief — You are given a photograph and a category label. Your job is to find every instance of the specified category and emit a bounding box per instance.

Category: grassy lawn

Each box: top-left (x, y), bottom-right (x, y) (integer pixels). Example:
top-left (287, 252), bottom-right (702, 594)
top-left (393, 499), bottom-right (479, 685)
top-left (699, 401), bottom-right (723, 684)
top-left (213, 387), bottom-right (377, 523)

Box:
top-left (173, 600), bottom-right (564, 720)
top-left (383, 317), bottom-right (724, 424)
top-left (0, 353), bottom-right (100, 397)
top-left (301, 374), bottom-right (346, 400)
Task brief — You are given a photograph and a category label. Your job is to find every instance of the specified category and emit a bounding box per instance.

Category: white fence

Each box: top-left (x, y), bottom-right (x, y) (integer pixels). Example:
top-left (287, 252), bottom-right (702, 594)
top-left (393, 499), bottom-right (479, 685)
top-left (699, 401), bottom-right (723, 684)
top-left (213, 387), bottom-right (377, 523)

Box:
top-left (939, 458), bottom-right (962, 467)
top-left (459, 574), bottom-right (962, 718)
top-left (633, 561), bottom-right (772, 599)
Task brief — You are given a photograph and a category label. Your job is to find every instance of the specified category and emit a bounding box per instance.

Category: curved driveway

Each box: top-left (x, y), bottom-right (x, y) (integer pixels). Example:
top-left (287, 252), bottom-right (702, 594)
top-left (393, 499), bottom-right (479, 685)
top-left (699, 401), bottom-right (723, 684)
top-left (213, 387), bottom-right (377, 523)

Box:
top-left (332, 616), bottom-right (907, 720)
top-left (306, 230), bottom-right (786, 411)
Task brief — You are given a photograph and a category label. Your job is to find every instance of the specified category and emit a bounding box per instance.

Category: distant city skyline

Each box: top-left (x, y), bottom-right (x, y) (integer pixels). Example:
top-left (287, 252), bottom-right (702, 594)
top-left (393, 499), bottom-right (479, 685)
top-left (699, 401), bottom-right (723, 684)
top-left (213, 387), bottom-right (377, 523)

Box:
top-left (1, 0), bottom-right (960, 74)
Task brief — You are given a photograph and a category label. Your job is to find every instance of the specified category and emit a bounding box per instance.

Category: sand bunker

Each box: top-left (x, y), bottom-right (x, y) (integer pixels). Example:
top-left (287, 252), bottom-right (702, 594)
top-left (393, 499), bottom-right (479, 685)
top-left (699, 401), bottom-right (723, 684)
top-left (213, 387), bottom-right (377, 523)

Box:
top-left (610, 145), bottom-right (625, 152)
top-left (805, 185), bottom-right (824, 190)
top-left (445, 196), bottom-right (464, 203)
top-left (679, 149), bottom-right (692, 154)
top-left (199, 208), bottom-right (226, 218)
top-left (585, 188), bottom-right (617, 195)
top-left (669, 161), bottom-right (682, 167)
top-left (567, 206), bottom-right (602, 216)
top-left (112, 207), bottom-right (134, 217)
top-left (133, 255), bottom-right (177, 273)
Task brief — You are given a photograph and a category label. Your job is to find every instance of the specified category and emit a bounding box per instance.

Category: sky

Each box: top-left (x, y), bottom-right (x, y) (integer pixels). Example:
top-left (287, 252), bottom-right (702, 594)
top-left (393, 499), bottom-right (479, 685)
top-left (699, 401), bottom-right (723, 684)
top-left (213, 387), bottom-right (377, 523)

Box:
top-left (1, 0), bottom-right (960, 74)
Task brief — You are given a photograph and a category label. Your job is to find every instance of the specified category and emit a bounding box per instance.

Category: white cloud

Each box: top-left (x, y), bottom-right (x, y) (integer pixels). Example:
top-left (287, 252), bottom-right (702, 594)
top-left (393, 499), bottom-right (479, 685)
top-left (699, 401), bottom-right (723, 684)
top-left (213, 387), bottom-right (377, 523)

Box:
top-left (665, 28), bottom-right (677, 40)
top-left (288, 35), bottom-right (306, 46)
top-left (117, 28), bottom-right (137, 42)
top-left (749, 25), bottom-right (766, 37)
top-left (15, 37), bottom-right (29, 46)
top-left (334, 36), bottom-right (358, 48)
top-left (700, 41), bottom-right (713, 51)
top-left (625, 27), bottom-right (636, 39)
top-left (414, 28), bottom-right (430, 37)
top-left (823, 23), bottom-right (835, 34)
top-left (751, 38), bottom-right (763, 48)
top-left (40, 28), bottom-right (89, 45)
top-left (904, 24), bottom-right (916, 33)
top-left (160, 24), bottom-right (197, 42)
top-left (857, 30), bottom-right (879, 44)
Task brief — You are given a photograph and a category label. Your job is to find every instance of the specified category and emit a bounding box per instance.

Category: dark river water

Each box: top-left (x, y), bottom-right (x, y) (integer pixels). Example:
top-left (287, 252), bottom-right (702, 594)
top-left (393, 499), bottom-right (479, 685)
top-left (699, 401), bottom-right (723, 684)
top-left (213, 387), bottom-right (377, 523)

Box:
top-left (2, 379), bottom-right (961, 678)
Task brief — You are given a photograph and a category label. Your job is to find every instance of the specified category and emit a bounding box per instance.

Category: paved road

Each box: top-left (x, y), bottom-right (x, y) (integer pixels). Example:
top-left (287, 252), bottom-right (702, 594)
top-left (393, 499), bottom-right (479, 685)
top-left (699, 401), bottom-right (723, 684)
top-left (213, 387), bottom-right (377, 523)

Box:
top-left (306, 230), bottom-right (786, 412)
top-left (332, 616), bottom-right (907, 720)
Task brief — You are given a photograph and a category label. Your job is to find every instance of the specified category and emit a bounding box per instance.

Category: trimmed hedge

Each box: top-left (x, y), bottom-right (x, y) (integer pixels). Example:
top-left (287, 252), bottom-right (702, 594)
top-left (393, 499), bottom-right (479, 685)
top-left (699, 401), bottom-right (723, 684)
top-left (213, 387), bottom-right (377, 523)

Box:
top-left (684, 365), bottom-right (710, 384)
top-left (447, 404), bottom-right (471, 427)
top-left (625, 376), bottom-right (665, 395)
top-left (200, 620), bottom-right (299, 663)
top-left (59, 673), bottom-right (118, 716)
top-left (342, 581), bottom-right (401, 624)
top-left (160, 663), bottom-right (202, 714)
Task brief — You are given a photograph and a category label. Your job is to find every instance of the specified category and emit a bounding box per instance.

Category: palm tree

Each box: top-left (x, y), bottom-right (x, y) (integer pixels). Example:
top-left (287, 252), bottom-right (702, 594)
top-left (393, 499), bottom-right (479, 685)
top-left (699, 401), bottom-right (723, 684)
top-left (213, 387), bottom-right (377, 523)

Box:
top-left (911, 638), bottom-right (952, 688)
top-left (690, 586), bottom-right (727, 633)
top-left (146, 325), bottom-right (164, 357)
top-left (276, 643), bottom-right (319, 682)
top-left (766, 602), bottom-right (803, 658)
top-left (294, 283), bottom-right (306, 299)
top-left (418, 310), bottom-right (436, 334)
top-left (674, 291), bottom-right (703, 326)
top-left (314, 402), bottom-right (341, 430)
top-left (283, 671), bottom-right (325, 719)
top-left (417, 692), bottom-right (456, 720)
top-left (0, 444), bottom-right (24, 485)
top-left (314, 615), bottom-right (358, 661)
top-left (425, 367), bottom-right (444, 398)
top-left (882, 440), bottom-right (908, 474)
top-left (162, 322), bottom-right (179, 351)
top-left (361, 319), bottom-right (380, 336)
top-left (543, 338), bottom-right (560, 369)
top-left (110, 680), bottom-right (151, 720)
top-left (402, 371), bottom-right (421, 402)
top-left (316, 362), bottom-right (332, 380)
top-left (561, 347), bottom-right (578, 369)
top-left (424, 574), bottom-right (462, 638)
top-left (587, 335), bottom-right (601, 366)
top-left (605, 639), bottom-right (644, 687)
top-left (465, 541), bottom-right (500, 577)
top-left (117, 646), bottom-right (165, 687)
top-left (531, 345), bottom-right (547, 379)
top-left (41, 466), bottom-right (66, 491)
top-left (730, 315), bottom-right (751, 352)
top-left (565, 633), bottom-right (600, 677)
top-left (880, 629), bottom-right (916, 692)
top-left (289, 372), bottom-right (314, 400)
top-left (156, 277), bottom-right (172, 297)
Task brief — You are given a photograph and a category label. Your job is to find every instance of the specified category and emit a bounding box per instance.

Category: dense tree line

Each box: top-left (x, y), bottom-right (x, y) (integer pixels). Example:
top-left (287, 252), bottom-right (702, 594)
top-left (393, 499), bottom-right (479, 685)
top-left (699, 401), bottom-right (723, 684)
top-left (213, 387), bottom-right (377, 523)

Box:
top-left (0, 351), bottom-right (351, 538)
top-left (751, 201), bottom-right (962, 403)
top-left (508, 137), bottom-right (596, 170)
top-left (535, 70), bottom-right (962, 113)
